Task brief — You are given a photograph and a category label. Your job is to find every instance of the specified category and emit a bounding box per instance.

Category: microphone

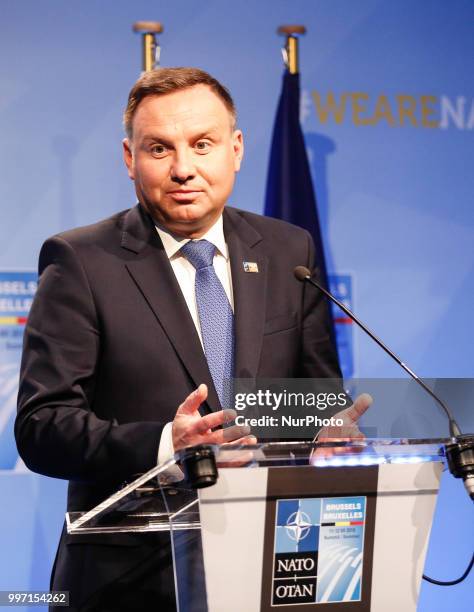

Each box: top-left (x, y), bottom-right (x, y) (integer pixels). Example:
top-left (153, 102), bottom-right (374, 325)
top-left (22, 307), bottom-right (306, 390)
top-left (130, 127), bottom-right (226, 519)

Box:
top-left (294, 265), bottom-right (474, 500)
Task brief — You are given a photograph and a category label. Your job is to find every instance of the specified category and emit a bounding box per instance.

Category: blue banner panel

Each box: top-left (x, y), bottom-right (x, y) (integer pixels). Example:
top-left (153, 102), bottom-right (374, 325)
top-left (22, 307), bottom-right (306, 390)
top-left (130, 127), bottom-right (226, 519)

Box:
top-left (0, 272), bottom-right (37, 470)
top-left (329, 274), bottom-right (354, 379)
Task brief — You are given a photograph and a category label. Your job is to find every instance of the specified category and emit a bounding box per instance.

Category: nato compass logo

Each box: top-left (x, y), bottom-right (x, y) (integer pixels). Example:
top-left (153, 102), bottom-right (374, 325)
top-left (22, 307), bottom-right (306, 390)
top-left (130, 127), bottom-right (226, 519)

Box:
top-left (285, 510), bottom-right (312, 542)
top-left (272, 497), bottom-right (366, 606)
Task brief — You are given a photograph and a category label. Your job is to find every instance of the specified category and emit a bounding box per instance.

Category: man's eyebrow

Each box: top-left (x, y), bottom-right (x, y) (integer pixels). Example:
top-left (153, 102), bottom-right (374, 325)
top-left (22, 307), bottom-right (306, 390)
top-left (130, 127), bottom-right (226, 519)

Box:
top-left (191, 128), bottom-right (221, 140)
top-left (142, 127), bottom-right (222, 144)
top-left (142, 134), bottom-right (171, 144)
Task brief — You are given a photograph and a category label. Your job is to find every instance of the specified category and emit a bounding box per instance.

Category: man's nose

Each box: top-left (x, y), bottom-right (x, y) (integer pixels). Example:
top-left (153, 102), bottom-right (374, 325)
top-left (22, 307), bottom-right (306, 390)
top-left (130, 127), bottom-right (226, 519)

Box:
top-left (170, 148), bottom-right (195, 183)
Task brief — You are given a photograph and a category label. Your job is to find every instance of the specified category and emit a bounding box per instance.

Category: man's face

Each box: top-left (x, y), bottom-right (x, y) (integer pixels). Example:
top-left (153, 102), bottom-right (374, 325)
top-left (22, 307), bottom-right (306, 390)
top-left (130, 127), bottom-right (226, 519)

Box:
top-left (123, 84), bottom-right (243, 238)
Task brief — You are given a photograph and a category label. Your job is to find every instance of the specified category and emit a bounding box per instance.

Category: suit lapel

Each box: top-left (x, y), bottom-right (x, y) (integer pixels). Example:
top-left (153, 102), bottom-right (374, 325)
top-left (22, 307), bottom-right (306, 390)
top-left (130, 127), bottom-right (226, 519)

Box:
top-left (121, 205), bottom-right (221, 413)
top-left (224, 208), bottom-right (267, 380)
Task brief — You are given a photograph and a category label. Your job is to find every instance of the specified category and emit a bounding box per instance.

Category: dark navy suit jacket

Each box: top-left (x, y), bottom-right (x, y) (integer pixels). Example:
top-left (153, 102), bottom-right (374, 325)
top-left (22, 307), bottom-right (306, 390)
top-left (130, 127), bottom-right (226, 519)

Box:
top-left (15, 204), bottom-right (341, 611)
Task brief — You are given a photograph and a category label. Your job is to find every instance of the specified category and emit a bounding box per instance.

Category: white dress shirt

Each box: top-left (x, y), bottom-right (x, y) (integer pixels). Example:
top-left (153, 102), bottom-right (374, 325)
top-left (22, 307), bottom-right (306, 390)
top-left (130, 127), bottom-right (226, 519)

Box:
top-left (155, 215), bottom-right (234, 472)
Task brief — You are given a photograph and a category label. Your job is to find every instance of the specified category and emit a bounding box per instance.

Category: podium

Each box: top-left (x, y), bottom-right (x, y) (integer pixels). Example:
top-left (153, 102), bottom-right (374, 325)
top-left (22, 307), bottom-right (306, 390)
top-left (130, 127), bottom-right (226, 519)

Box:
top-left (67, 439), bottom-right (446, 611)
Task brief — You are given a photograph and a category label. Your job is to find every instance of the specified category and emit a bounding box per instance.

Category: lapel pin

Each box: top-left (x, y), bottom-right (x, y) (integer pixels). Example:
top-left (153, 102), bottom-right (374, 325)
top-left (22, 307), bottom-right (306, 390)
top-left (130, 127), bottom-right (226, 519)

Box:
top-left (243, 261), bottom-right (259, 273)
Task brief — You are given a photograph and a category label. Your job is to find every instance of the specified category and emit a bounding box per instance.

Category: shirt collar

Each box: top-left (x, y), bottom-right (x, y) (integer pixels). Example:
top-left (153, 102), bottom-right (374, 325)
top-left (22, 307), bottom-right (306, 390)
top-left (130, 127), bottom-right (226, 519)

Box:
top-left (155, 215), bottom-right (228, 261)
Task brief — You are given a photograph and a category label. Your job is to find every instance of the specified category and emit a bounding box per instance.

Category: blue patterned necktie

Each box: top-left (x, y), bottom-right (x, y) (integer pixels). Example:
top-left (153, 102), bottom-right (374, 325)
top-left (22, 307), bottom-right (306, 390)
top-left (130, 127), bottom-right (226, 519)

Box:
top-left (180, 239), bottom-right (234, 408)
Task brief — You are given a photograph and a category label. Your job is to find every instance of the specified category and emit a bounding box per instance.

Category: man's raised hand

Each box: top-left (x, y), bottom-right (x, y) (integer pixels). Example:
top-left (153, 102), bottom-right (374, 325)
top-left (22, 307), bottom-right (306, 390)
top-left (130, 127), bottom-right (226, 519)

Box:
top-left (172, 384), bottom-right (256, 451)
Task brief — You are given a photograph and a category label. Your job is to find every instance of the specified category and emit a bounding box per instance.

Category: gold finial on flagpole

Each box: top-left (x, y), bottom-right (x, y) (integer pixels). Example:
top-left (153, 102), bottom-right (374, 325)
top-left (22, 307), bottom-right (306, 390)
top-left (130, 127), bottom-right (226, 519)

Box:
top-left (277, 25), bottom-right (306, 74)
top-left (132, 21), bottom-right (164, 72)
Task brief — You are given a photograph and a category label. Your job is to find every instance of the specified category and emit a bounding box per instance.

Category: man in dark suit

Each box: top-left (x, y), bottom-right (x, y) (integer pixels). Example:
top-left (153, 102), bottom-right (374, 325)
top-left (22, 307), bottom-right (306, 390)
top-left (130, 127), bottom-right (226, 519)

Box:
top-left (15, 68), bottom-right (363, 611)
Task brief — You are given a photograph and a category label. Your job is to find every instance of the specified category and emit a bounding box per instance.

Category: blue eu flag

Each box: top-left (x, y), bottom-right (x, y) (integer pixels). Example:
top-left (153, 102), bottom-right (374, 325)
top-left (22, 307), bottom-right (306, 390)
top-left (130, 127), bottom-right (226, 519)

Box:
top-left (264, 70), bottom-right (331, 296)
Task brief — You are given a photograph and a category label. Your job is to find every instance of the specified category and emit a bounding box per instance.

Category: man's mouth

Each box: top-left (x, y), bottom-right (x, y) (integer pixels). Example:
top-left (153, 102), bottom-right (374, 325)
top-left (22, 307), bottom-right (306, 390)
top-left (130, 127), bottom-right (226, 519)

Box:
top-left (167, 189), bottom-right (203, 201)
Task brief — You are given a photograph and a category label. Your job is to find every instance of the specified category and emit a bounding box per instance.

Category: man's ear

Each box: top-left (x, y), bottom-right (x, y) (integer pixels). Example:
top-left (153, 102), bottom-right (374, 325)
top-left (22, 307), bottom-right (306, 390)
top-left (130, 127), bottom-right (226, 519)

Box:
top-left (232, 130), bottom-right (244, 172)
top-left (122, 138), bottom-right (135, 180)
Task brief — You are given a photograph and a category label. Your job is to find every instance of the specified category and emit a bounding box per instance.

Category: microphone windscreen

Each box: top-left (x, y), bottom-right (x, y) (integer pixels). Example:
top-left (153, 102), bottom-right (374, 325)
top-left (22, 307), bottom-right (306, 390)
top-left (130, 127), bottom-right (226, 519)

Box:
top-left (294, 266), bottom-right (311, 282)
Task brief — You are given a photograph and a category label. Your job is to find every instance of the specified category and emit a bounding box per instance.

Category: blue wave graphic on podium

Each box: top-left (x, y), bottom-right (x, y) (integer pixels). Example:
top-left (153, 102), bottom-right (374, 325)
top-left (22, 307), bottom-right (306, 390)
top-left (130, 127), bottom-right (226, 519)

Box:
top-left (316, 541), bottom-right (363, 602)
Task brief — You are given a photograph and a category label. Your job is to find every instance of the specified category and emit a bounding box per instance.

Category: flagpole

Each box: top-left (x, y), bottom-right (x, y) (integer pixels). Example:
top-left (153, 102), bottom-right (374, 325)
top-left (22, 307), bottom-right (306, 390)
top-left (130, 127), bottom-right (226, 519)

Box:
top-left (277, 25), bottom-right (306, 74)
top-left (132, 21), bottom-right (163, 72)
top-left (266, 24), bottom-right (339, 353)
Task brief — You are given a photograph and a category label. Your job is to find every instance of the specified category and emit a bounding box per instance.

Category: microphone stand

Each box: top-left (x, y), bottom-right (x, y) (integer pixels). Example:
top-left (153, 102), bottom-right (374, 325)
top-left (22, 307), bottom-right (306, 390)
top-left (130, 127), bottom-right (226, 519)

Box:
top-left (294, 265), bottom-right (474, 500)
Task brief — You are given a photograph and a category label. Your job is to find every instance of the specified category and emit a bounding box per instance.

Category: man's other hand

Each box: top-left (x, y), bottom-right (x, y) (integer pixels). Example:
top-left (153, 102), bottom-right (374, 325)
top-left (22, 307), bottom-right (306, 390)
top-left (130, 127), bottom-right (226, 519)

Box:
top-left (312, 393), bottom-right (373, 459)
top-left (172, 384), bottom-right (256, 452)
top-left (318, 393), bottom-right (373, 440)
